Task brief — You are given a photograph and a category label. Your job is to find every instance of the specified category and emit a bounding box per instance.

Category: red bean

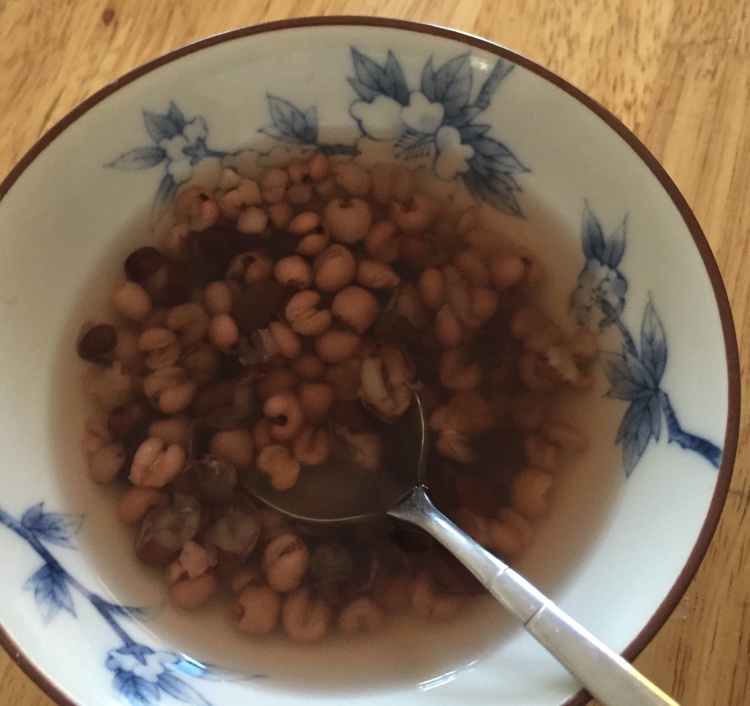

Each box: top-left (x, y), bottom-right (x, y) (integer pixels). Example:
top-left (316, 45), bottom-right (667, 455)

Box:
top-left (77, 324), bottom-right (117, 364)
top-left (455, 472), bottom-right (497, 518)
top-left (135, 500), bottom-right (201, 567)
top-left (124, 246), bottom-right (165, 282)
top-left (188, 225), bottom-right (260, 279)
top-left (107, 402), bottom-right (152, 441)
top-left (124, 247), bottom-right (193, 304)
top-left (231, 279), bottom-right (284, 334)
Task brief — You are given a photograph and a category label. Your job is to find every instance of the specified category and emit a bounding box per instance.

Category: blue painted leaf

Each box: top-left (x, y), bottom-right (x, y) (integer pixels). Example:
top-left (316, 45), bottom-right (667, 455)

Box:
top-left (445, 104), bottom-right (483, 128)
top-left (463, 169), bottom-right (523, 217)
top-left (492, 170), bottom-right (522, 195)
top-left (581, 205), bottom-right (606, 261)
top-left (143, 103), bottom-right (186, 143)
top-left (257, 125), bottom-right (285, 141)
top-left (23, 563), bottom-right (74, 623)
top-left (616, 396), bottom-right (645, 444)
top-left (157, 673), bottom-right (211, 706)
top-left (476, 178), bottom-right (520, 216)
top-left (155, 174), bottom-right (177, 205)
top-left (600, 350), bottom-right (658, 400)
top-left (303, 107), bottom-right (318, 135)
top-left (640, 299), bottom-right (668, 384)
top-left (265, 95), bottom-right (317, 144)
top-left (302, 108), bottom-right (319, 143)
top-left (468, 135), bottom-right (527, 174)
top-left (616, 395), bottom-right (658, 476)
top-left (468, 154), bottom-right (523, 191)
top-left (107, 147), bottom-right (166, 170)
top-left (601, 217), bottom-right (627, 268)
top-left (350, 49), bottom-right (409, 106)
top-left (166, 102), bottom-right (188, 131)
top-left (384, 51), bottom-right (410, 106)
top-left (348, 77), bottom-right (380, 102)
top-left (475, 59), bottom-right (514, 110)
top-left (21, 503), bottom-right (82, 547)
top-left (113, 671), bottom-right (160, 706)
top-left (429, 53), bottom-right (473, 119)
top-left (649, 391), bottom-right (663, 441)
top-left (393, 128), bottom-right (435, 161)
top-left (458, 122), bottom-right (491, 142)
top-left (420, 57), bottom-right (438, 102)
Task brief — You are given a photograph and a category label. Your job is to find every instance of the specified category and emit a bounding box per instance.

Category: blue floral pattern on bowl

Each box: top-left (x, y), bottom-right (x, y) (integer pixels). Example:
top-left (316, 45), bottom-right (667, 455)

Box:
top-left (107, 60), bottom-right (723, 481)
top-left (0, 504), bottom-right (260, 705)
top-left (570, 206), bottom-right (722, 475)
top-left (108, 47), bottom-right (527, 216)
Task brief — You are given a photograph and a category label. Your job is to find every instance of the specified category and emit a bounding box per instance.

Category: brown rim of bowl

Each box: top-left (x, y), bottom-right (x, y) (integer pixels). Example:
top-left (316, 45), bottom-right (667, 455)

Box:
top-left (0, 15), bottom-right (740, 706)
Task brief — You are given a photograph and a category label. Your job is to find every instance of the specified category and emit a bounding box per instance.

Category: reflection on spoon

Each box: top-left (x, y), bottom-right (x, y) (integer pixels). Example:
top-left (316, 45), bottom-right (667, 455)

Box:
top-left (242, 392), bottom-right (679, 706)
top-left (241, 390), bottom-right (427, 524)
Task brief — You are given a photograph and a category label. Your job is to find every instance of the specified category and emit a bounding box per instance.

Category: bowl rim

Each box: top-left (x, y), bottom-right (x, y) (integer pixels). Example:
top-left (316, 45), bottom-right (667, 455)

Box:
top-left (0, 15), bottom-right (740, 706)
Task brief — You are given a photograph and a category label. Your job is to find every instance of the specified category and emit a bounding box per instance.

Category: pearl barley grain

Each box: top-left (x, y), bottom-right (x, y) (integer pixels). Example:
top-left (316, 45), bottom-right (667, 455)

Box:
top-left (210, 429), bottom-right (254, 469)
top-left (235, 586), bottom-right (281, 634)
top-left (112, 281), bottom-right (152, 321)
top-left (208, 313), bottom-right (239, 351)
top-left (282, 587), bottom-right (331, 642)
top-left (324, 197), bottom-right (372, 244)
top-left (263, 533), bottom-right (310, 593)
top-left (331, 286), bottom-right (379, 333)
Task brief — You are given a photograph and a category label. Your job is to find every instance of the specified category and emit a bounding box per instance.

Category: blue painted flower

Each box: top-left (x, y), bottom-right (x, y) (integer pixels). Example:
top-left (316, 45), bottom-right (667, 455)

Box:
top-left (570, 258), bottom-right (628, 331)
top-left (107, 102), bottom-right (227, 206)
top-left (351, 89), bottom-right (474, 178)
top-left (569, 207), bottom-right (628, 331)
top-left (434, 125), bottom-right (475, 179)
top-left (108, 48), bottom-right (528, 216)
top-left (346, 49), bottom-right (525, 208)
top-left (107, 644), bottom-right (179, 684)
top-left (107, 644), bottom-right (213, 706)
top-left (159, 116), bottom-right (209, 183)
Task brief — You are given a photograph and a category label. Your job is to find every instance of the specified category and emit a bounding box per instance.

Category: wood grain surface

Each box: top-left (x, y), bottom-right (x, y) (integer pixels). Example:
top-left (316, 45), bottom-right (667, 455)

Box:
top-left (1, 1), bottom-right (748, 705)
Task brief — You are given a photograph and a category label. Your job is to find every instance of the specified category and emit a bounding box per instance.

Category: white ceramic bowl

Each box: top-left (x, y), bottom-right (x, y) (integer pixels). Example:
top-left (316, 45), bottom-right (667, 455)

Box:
top-left (0, 17), bottom-right (739, 706)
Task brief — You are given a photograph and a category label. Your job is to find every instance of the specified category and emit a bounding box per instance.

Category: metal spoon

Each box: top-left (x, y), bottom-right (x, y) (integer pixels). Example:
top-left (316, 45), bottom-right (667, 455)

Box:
top-left (242, 394), bottom-right (679, 706)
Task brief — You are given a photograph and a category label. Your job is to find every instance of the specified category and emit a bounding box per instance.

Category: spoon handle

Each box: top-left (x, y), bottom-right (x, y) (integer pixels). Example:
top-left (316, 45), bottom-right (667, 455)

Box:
top-left (388, 486), bottom-right (679, 706)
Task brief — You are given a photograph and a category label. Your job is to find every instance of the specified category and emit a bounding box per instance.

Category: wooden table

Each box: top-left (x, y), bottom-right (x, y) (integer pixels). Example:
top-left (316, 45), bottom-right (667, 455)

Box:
top-left (1, 1), bottom-right (747, 705)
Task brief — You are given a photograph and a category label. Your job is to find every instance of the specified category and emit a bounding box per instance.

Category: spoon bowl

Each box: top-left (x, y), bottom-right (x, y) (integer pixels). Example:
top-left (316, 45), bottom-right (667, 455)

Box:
top-left (240, 392), bottom-right (428, 524)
